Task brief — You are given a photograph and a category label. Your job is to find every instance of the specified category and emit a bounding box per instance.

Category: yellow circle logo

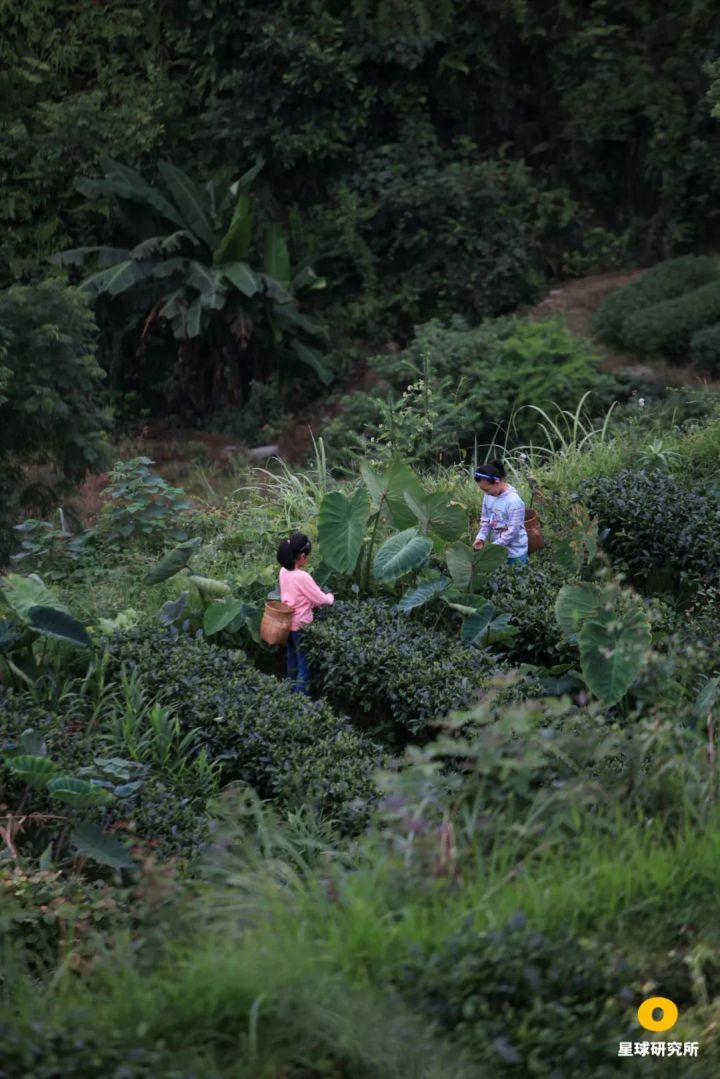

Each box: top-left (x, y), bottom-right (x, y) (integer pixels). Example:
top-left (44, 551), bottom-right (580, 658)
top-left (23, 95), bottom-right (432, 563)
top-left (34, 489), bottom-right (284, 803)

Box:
top-left (637, 997), bottom-right (679, 1032)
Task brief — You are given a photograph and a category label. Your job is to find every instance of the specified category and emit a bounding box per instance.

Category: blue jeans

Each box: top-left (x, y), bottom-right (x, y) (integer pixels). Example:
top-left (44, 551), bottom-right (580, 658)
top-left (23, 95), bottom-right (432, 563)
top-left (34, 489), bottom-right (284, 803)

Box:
top-left (508, 553), bottom-right (529, 565)
top-left (287, 630), bottom-right (310, 694)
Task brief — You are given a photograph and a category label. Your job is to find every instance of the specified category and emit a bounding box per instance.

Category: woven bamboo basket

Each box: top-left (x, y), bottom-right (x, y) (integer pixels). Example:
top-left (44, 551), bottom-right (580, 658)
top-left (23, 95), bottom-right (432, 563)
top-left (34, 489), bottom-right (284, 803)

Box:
top-left (260, 600), bottom-right (293, 645)
top-left (524, 507), bottom-right (545, 554)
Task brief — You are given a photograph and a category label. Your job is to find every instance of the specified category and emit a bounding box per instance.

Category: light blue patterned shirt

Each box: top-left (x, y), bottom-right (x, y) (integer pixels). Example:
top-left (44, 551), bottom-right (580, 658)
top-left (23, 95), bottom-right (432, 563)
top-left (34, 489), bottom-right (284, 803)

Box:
top-left (475, 485), bottom-right (528, 558)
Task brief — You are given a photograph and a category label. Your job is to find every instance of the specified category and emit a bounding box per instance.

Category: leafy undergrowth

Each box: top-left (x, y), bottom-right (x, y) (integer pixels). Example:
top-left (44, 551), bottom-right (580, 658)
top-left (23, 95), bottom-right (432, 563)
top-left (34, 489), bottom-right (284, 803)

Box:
top-left (5, 393), bottom-right (720, 1075)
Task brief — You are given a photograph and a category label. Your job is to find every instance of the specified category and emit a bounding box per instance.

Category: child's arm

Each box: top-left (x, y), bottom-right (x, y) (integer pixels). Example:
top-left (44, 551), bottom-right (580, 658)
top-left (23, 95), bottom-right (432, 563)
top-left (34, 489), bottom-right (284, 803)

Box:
top-left (473, 496), bottom-right (491, 548)
top-left (298, 571), bottom-right (334, 608)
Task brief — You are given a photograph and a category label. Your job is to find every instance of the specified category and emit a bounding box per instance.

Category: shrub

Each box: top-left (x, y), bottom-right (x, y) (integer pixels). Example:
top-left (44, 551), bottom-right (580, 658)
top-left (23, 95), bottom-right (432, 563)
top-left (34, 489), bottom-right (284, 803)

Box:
top-left (323, 316), bottom-right (611, 467)
top-left (620, 279), bottom-right (720, 358)
top-left (397, 911), bottom-right (638, 1076)
top-left (376, 317), bottom-right (608, 445)
top-left (346, 155), bottom-right (561, 325)
top-left (579, 470), bottom-right (720, 588)
top-left (98, 457), bottom-right (193, 549)
top-left (482, 559), bottom-right (574, 666)
top-left (0, 1021), bottom-right (196, 1079)
top-left (690, 322), bottom-right (720, 373)
top-left (104, 778), bottom-right (211, 861)
top-left (593, 255), bottom-right (719, 344)
top-left (0, 865), bottom-right (136, 974)
top-left (303, 600), bottom-right (494, 739)
top-left (0, 280), bottom-right (110, 477)
top-left (103, 630), bottom-right (381, 827)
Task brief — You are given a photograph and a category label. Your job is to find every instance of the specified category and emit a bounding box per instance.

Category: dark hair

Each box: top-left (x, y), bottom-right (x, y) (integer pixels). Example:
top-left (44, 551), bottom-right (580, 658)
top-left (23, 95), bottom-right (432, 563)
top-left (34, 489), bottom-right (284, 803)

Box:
top-left (277, 532), bottom-right (312, 569)
top-left (474, 458), bottom-right (505, 483)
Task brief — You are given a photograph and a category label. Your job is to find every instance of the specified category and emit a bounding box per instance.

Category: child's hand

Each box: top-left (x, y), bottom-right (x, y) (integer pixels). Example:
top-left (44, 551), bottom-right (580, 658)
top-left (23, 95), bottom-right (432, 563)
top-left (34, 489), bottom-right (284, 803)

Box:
top-left (473, 539), bottom-right (484, 550)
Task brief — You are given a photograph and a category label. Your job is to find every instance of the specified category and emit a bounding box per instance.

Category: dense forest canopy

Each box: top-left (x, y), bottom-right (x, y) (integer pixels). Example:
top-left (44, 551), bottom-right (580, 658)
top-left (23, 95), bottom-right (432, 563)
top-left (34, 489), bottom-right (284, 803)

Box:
top-left (4, 1), bottom-right (720, 300)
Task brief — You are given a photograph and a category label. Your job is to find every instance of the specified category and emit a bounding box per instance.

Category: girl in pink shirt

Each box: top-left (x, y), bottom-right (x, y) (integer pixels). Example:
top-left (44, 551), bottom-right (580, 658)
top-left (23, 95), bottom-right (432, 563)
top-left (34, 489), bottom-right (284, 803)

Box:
top-left (277, 532), bottom-right (334, 694)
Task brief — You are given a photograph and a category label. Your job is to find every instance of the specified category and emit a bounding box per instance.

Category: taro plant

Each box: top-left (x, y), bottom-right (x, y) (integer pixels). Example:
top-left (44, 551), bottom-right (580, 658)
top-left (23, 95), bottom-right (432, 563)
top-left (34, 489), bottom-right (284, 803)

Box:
top-left (316, 456), bottom-right (516, 647)
top-left (554, 577), bottom-right (651, 706)
top-left (1, 729), bottom-right (134, 870)
top-left (316, 457), bottom-right (471, 596)
top-left (143, 536), bottom-right (261, 641)
top-left (0, 573), bottom-right (91, 687)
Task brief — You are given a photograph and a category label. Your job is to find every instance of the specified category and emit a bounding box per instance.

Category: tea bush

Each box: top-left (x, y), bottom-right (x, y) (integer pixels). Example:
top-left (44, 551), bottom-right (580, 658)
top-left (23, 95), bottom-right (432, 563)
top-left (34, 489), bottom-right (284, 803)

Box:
top-left (482, 559), bottom-right (574, 667)
top-left (397, 911), bottom-right (639, 1077)
top-left (103, 630), bottom-right (381, 827)
top-left (0, 1021), bottom-right (197, 1079)
top-left (579, 470), bottom-right (720, 588)
top-left (593, 255), bottom-right (719, 344)
top-left (690, 322), bottom-right (720, 373)
top-left (105, 778), bottom-right (210, 861)
top-left (620, 279), bottom-right (720, 358)
top-left (302, 600), bottom-right (494, 739)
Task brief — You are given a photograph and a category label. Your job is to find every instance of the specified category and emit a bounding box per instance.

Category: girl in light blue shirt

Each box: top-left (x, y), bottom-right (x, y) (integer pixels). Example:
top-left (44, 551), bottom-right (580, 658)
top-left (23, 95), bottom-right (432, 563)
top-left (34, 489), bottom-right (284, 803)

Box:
top-left (472, 459), bottom-right (529, 563)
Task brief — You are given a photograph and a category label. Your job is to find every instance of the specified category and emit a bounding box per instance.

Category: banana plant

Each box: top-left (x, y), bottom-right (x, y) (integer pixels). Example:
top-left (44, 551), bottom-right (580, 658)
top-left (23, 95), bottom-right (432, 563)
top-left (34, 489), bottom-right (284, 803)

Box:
top-left (0, 573), bottom-right (91, 687)
top-left (53, 157), bottom-right (330, 415)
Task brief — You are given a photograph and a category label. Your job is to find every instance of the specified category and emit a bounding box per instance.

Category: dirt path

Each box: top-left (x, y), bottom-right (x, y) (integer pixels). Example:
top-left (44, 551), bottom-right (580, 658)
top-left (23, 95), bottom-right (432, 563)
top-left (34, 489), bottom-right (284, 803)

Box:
top-left (529, 267), bottom-right (717, 389)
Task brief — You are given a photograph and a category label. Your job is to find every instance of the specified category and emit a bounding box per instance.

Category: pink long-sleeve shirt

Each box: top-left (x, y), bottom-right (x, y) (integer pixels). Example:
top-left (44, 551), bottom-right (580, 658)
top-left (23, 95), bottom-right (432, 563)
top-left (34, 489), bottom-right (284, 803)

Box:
top-left (279, 567), bottom-right (335, 631)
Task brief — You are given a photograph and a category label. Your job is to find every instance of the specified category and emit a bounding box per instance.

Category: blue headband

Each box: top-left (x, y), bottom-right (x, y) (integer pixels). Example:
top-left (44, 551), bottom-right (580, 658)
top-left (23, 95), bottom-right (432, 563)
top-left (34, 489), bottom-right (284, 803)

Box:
top-left (474, 470), bottom-right (500, 482)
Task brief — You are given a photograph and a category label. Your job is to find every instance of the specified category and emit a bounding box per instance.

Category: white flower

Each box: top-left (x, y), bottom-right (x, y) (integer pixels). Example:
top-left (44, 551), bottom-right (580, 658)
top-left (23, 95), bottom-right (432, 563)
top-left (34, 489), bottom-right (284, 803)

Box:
top-left (638, 397), bottom-right (645, 408)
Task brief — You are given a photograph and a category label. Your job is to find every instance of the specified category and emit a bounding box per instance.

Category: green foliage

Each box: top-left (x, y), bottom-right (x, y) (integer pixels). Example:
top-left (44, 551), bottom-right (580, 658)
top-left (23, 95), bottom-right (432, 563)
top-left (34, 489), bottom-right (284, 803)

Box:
top-left (399, 912), bottom-right (637, 1076)
top-left (0, 863), bottom-right (138, 973)
top-left (593, 256), bottom-right (719, 344)
top-left (11, 512), bottom-right (97, 582)
top-left (5, 754), bottom-right (59, 788)
top-left (69, 820), bottom-right (135, 869)
top-left (0, 280), bottom-right (109, 475)
top-left (108, 775), bottom-right (211, 861)
top-left (482, 560), bottom-right (573, 666)
top-left (620, 278), bottom-right (720, 358)
top-left (6, 0), bottom-right (720, 389)
top-left (0, 1018), bottom-right (193, 1079)
top-left (57, 157), bottom-right (329, 417)
top-left (581, 470), bottom-right (720, 589)
top-left (103, 629), bottom-right (380, 827)
top-left (324, 317), bottom-right (608, 467)
top-left (397, 577), bottom-right (451, 613)
top-left (372, 527), bottom-right (432, 583)
top-left (144, 537), bottom-right (202, 584)
top-left (445, 543), bottom-right (508, 593)
top-left (351, 155), bottom-right (560, 324)
top-left (98, 457), bottom-right (193, 549)
top-left (555, 581), bottom-right (651, 707)
top-left (303, 600), bottom-right (492, 738)
top-left (0, 573), bottom-right (91, 689)
top-left (690, 322), bottom-right (720, 373)
top-left (0, 280), bottom-right (109, 561)
top-left (317, 487), bottom-right (370, 573)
